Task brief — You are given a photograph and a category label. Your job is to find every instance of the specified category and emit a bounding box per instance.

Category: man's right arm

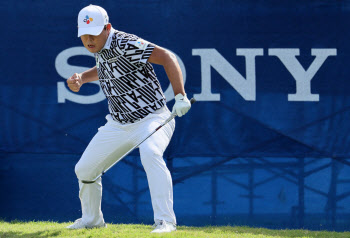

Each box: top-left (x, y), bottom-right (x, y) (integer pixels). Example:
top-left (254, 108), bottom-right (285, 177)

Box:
top-left (66, 66), bottom-right (99, 92)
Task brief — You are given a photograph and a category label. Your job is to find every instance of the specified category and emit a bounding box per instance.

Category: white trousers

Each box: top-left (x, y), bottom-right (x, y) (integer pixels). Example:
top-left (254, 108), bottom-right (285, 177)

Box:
top-left (74, 106), bottom-right (176, 226)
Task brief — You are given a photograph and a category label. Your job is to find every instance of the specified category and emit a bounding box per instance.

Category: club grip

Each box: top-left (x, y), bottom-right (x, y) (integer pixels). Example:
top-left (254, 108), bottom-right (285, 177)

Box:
top-left (190, 98), bottom-right (196, 104)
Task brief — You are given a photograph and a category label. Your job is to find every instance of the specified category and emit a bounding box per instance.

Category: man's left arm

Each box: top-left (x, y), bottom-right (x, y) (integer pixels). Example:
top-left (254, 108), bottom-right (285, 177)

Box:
top-left (148, 46), bottom-right (191, 117)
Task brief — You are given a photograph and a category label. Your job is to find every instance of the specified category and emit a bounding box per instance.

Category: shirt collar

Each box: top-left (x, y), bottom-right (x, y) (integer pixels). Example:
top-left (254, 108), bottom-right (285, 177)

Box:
top-left (101, 27), bottom-right (116, 51)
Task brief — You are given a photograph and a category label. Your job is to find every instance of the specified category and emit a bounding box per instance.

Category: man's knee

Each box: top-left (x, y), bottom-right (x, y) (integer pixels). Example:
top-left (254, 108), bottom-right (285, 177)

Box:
top-left (75, 161), bottom-right (96, 181)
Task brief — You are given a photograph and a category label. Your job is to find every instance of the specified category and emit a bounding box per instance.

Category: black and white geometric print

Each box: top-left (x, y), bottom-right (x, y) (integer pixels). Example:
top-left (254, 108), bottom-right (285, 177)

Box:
top-left (96, 29), bottom-right (166, 124)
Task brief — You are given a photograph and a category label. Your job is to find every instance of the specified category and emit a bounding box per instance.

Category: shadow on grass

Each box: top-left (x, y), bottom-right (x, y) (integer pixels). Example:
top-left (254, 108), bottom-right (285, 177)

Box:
top-left (0, 229), bottom-right (65, 238)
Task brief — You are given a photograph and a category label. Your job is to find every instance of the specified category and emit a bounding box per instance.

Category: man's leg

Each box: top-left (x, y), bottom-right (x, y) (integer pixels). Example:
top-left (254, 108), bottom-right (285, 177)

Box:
top-left (139, 114), bottom-right (176, 225)
top-left (75, 178), bottom-right (104, 227)
top-left (72, 115), bottom-right (135, 228)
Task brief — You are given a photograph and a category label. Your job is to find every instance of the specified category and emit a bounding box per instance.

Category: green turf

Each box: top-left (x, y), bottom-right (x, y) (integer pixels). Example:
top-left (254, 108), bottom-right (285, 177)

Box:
top-left (0, 220), bottom-right (349, 238)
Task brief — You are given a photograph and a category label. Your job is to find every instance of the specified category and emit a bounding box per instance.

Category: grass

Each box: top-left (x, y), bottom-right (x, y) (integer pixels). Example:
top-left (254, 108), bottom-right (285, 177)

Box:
top-left (0, 220), bottom-right (349, 238)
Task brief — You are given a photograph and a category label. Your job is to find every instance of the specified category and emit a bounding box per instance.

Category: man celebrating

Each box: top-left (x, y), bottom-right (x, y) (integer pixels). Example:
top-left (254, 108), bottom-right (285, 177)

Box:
top-left (66, 4), bottom-right (191, 233)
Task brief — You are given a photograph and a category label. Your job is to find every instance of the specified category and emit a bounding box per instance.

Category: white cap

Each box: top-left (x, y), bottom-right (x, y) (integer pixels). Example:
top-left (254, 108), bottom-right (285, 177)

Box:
top-left (77, 5), bottom-right (109, 37)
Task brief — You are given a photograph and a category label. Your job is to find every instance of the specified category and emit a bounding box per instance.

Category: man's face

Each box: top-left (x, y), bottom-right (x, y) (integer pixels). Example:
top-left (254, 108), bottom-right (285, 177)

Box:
top-left (80, 24), bottom-right (111, 53)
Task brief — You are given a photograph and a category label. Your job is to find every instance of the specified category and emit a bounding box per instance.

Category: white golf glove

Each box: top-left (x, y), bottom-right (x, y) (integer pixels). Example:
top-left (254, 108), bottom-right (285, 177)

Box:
top-left (172, 93), bottom-right (191, 117)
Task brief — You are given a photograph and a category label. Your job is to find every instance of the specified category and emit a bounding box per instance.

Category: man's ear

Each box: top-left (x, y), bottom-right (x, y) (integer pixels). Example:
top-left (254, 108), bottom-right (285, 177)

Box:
top-left (106, 23), bottom-right (112, 32)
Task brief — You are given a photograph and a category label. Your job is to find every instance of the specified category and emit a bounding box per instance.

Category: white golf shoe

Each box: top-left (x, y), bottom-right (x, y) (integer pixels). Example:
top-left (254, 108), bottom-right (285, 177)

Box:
top-left (151, 220), bottom-right (176, 233)
top-left (66, 218), bottom-right (107, 229)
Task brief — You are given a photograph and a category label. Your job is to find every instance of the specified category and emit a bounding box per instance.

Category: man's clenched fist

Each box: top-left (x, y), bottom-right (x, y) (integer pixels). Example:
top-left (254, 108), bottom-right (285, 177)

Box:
top-left (67, 73), bottom-right (83, 92)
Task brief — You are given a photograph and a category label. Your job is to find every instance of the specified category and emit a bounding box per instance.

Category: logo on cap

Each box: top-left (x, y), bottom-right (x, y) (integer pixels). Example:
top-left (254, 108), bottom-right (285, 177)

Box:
top-left (83, 15), bottom-right (93, 24)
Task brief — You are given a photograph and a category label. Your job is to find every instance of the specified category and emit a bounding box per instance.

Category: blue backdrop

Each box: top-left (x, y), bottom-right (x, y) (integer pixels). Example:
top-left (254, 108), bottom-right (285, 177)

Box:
top-left (1, 0), bottom-right (350, 231)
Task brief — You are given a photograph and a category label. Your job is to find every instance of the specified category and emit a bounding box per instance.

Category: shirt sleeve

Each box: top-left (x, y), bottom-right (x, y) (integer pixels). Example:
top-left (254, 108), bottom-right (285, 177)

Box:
top-left (122, 36), bottom-right (155, 65)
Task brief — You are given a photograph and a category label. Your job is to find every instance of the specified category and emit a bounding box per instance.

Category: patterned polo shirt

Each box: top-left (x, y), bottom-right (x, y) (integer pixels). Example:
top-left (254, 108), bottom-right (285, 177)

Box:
top-left (95, 28), bottom-right (166, 124)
